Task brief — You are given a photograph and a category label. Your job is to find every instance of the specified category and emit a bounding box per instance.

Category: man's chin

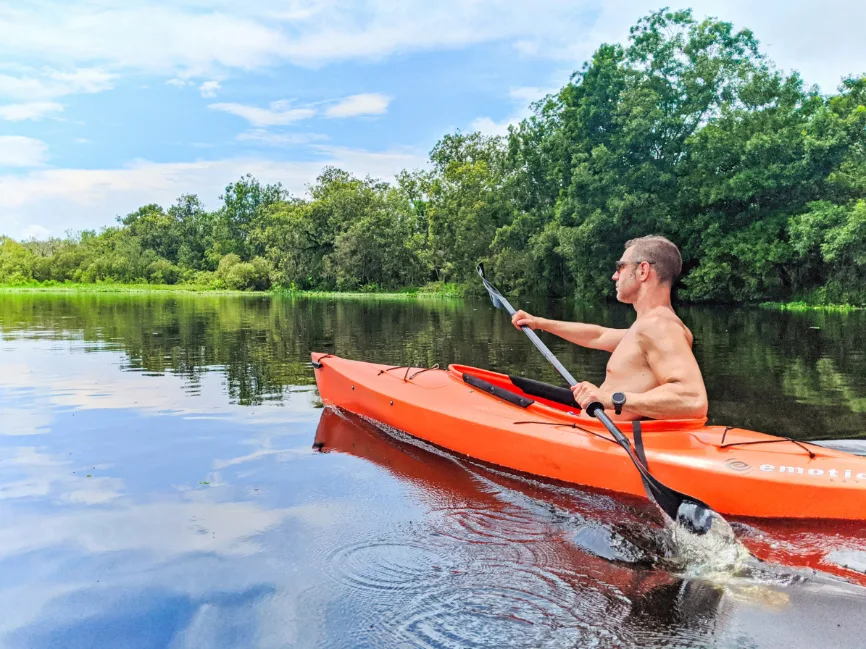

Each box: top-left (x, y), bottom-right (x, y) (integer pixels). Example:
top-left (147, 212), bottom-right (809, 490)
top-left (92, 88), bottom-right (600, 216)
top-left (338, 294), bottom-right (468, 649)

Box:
top-left (615, 290), bottom-right (633, 304)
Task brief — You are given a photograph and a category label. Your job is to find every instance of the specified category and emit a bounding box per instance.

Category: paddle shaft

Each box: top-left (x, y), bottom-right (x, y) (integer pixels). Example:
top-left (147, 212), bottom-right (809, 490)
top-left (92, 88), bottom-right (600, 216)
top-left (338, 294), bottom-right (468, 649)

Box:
top-left (586, 404), bottom-right (657, 477)
top-left (501, 291), bottom-right (640, 454)
top-left (483, 288), bottom-right (580, 387)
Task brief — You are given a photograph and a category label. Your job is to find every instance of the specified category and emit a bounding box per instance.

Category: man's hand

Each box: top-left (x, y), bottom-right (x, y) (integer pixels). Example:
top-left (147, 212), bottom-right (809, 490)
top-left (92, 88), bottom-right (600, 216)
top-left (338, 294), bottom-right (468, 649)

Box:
top-left (571, 381), bottom-right (613, 411)
top-left (511, 310), bottom-right (539, 330)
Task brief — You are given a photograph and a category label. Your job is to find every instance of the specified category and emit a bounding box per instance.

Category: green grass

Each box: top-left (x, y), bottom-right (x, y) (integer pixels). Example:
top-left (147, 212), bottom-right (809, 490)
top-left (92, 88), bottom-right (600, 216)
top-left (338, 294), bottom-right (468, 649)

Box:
top-left (0, 280), bottom-right (465, 299)
top-left (0, 281), bottom-right (266, 295)
top-left (759, 300), bottom-right (861, 312)
top-left (274, 281), bottom-right (464, 300)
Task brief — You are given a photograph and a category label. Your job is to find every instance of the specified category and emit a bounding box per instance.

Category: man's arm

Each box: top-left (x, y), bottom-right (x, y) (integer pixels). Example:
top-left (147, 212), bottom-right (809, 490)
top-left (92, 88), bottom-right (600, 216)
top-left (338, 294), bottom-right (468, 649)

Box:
top-left (512, 310), bottom-right (627, 352)
top-left (623, 318), bottom-right (708, 419)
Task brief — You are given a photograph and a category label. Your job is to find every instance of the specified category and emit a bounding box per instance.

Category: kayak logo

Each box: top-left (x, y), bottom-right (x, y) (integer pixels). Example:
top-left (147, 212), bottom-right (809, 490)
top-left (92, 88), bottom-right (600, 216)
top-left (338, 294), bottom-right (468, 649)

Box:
top-left (724, 459), bottom-right (752, 474)
top-left (759, 464), bottom-right (866, 480)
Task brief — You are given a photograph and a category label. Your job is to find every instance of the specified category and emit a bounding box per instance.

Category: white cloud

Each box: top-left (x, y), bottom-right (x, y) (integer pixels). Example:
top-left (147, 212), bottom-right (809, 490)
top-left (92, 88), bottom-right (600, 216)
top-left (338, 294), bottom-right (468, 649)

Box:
top-left (509, 86), bottom-right (558, 104)
top-left (209, 100), bottom-right (316, 126)
top-left (0, 146), bottom-right (427, 238)
top-left (325, 93), bottom-right (392, 118)
top-left (236, 129), bottom-right (327, 146)
top-left (470, 84), bottom-right (562, 137)
top-left (23, 224), bottom-right (51, 240)
top-left (199, 80), bottom-right (221, 98)
top-left (512, 40), bottom-right (541, 56)
top-left (0, 6), bottom-right (290, 78)
top-left (49, 68), bottom-right (116, 94)
top-left (166, 77), bottom-right (191, 88)
top-left (0, 101), bottom-right (64, 121)
top-left (0, 2), bottom-right (861, 99)
top-left (552, 1), bottom-right (866, 93)
top-left (0, 136), bottom-right (48, 167)
top-left (470, 116), bottom-right (514, 137)
top-left (0, 68), bottom-right (114, 101)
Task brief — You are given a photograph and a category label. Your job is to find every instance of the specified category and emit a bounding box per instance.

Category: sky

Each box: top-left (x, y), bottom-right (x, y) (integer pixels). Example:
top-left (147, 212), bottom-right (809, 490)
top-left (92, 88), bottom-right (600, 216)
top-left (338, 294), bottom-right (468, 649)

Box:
top-left (1, 1), bottom-right (864, 241)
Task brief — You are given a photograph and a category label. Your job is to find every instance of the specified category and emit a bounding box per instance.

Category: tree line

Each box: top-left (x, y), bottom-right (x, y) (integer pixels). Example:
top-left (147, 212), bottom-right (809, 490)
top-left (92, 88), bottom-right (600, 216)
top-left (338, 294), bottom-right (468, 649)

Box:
top-left (2, 9), bottom-right (865, 304)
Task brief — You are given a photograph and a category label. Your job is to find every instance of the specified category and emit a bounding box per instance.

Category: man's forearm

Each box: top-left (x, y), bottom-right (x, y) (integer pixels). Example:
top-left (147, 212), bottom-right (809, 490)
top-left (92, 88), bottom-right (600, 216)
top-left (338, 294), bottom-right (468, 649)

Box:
top-left (536, 318), bottom-right (625, 351)
top-left (623, 384), bottom-right (708, 420)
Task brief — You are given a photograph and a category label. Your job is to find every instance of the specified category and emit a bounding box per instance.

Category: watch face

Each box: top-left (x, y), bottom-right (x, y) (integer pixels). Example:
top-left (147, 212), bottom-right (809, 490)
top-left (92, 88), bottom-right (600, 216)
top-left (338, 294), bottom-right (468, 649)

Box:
top-left (612, 392), bottom-right (626, 405)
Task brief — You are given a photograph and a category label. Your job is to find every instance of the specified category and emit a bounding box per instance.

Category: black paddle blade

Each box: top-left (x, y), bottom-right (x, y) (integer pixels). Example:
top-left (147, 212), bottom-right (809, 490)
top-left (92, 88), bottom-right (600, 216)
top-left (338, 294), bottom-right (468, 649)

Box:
top-left (642, 476), bottom-right (714, 535)
top-left (676, 501), bottom-right (715, 535)
top-left (586, 402), bottom-right (716, 536)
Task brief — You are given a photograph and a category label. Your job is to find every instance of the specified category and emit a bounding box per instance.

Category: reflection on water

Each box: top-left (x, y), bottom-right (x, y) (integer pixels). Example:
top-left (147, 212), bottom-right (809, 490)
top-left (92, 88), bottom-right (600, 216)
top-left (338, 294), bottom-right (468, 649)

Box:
top-left (1, 293), bottom-right (866, 648)
top-left (2, 293), bottom-right (866, 435)
top-left (313, 409), bottom-right (866, 648)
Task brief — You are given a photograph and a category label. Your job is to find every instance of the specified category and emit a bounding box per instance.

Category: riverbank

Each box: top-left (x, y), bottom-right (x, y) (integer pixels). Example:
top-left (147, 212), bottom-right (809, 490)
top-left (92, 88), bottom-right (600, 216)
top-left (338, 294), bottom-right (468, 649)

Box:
top-left (2, 284), bottom-right (859, 309)
top-left (759, 301), bottom-right (861, 312)
top-left (0, 281), bottom-right (464, 299)
top-left (0, 282), bottom-right (264, 295)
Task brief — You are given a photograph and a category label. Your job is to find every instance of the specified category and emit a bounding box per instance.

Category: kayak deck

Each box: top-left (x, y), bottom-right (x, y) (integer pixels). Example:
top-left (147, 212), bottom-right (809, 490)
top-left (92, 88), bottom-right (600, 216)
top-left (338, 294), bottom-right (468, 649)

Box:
top-left (312, 353), bottom-right (866, 521)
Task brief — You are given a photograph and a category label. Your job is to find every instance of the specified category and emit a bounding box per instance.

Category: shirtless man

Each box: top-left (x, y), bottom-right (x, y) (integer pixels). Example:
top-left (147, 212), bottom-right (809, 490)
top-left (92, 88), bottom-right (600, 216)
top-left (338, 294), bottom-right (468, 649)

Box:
top-left (511, 235), bottom-right (708, 421)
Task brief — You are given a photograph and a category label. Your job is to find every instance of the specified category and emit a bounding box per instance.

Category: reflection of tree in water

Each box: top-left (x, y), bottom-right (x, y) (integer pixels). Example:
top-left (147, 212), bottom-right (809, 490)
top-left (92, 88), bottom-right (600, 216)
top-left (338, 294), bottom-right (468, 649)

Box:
top-left (1, 294), bottom-right (866, 435)
top-left (682, 306), bottom-right (866, 438)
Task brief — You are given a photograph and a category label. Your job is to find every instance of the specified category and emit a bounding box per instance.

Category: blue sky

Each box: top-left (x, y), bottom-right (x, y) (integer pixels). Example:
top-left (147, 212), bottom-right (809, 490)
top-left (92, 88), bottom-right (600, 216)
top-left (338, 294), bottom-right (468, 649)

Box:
top-left (1, 1), bottom-right (864, 240)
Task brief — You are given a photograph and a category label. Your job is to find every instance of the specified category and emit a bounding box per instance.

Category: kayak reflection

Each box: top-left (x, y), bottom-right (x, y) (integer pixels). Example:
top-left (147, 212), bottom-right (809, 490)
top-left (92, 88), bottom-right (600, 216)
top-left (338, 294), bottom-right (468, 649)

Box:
top-left (312, 407), bottom-right (737, 643)
top-left (314, 407), bottom-right (866, 591)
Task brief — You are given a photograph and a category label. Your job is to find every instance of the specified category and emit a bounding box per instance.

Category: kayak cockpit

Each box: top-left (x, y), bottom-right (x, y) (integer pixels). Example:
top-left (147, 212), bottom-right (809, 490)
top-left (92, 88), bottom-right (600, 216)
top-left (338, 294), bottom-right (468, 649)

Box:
top-left (448, 364), bottom-right (707, 432)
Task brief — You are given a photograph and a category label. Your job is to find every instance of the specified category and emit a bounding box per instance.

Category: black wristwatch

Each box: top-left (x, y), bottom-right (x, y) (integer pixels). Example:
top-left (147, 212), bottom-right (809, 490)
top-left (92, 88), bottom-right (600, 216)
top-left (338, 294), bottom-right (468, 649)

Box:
top-left (612, 392), bottom-right (626, 415)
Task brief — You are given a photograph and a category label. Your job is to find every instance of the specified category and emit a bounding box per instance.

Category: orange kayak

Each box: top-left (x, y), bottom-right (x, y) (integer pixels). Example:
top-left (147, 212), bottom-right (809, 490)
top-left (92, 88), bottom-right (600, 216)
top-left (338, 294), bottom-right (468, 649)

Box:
top-left (311, 353), bottom-right (866, 521)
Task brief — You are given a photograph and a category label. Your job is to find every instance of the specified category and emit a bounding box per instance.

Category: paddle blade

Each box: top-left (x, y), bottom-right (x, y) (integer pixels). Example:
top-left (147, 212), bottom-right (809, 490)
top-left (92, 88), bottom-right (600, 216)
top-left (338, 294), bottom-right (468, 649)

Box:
top-left (644, 476), bottom-right (714, 535)
top-left (476, 263), bottom-right (504, 310)
top-left (587, 402), bottom-right (717, 536)
top-left (676, 501), bottom-right (715, 535)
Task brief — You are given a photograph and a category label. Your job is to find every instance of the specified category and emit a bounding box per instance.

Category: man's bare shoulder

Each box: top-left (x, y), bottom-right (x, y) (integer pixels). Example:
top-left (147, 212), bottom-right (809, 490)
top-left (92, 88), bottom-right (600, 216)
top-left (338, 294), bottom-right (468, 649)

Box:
top-left (633, 308), bottom-right (694, 347)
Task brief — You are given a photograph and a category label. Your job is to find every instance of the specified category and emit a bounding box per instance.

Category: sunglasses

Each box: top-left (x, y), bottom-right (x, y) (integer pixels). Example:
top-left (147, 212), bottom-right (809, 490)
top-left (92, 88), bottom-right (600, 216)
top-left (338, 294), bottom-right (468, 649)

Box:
top-left (615, 260), bottom-right (656, 272)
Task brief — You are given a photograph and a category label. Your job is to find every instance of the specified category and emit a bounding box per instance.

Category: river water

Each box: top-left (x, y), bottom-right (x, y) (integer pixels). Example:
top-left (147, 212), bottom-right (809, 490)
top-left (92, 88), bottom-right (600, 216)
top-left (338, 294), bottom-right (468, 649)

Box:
top-left (2, 293), bottom-right (866, 648)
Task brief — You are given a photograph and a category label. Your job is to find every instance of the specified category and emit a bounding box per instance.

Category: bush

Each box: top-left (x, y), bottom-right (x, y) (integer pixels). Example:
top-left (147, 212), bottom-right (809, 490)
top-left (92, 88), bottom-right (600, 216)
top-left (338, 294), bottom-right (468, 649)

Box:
top-left (146, 258), bottom-right (181, 284)
top-left (190, 270), bottom-right (217, 287)
top-left (222, 257), bottom-right (273, 290)
top-left (0, 238), bottom-right (34, 282)
top-left (216, 253), bottom-right (242, 277)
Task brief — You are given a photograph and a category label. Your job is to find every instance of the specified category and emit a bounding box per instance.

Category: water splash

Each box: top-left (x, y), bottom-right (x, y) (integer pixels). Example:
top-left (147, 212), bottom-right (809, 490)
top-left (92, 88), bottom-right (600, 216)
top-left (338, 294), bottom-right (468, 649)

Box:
top-left (666, 510), bottom-right (752, 578)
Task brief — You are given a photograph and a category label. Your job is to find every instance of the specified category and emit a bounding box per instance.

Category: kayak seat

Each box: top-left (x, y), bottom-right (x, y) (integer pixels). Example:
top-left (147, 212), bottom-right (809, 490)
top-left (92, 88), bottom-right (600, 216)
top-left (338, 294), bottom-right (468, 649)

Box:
top-left (508, 375), bottom-right (580, 411)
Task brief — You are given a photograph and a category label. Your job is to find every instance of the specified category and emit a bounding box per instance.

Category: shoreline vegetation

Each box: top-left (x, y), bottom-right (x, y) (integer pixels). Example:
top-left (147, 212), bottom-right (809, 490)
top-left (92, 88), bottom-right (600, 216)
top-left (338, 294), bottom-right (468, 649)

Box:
top-left (0, 281), bottom-right (466, 299)
top-left (2, 10), bottom-right (865, 308)
top-left (758, 301), bottom-right (861, 312)
top-left (0, 282), bottom-right (859, 311)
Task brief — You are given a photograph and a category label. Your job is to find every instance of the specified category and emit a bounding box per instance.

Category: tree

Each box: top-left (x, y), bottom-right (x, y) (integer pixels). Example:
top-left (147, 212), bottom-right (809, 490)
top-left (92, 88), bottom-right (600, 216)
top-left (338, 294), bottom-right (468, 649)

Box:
top-left (214, 174), bottom-right (287, 259)
top-left (424, 132), bottom-right (516, 284)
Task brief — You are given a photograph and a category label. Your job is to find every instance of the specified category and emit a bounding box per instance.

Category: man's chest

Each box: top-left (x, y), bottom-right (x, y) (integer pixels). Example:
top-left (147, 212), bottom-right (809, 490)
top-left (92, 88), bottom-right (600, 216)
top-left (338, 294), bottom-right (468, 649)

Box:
top-left (606, 329), bottom-right (650, 376)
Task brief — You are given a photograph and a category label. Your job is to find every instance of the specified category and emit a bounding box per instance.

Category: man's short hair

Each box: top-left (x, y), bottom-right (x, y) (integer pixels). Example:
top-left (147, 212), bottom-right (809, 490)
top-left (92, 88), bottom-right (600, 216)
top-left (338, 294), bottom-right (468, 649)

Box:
top-left (624, 235), bottom-right (682, 285)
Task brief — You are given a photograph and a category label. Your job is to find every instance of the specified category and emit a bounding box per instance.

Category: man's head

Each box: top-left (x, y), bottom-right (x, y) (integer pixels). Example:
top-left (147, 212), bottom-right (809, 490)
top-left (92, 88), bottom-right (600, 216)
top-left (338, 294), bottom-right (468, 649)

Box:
top-left (613, 235), bottom-right (682, 304)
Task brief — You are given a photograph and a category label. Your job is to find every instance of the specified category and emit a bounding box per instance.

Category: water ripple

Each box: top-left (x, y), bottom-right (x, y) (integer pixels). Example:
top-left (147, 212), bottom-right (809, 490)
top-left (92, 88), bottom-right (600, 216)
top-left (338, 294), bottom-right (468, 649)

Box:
top-left (385, 563), bottom-right (625, 649)
top-left (321, 534), bottom-right (456, 596)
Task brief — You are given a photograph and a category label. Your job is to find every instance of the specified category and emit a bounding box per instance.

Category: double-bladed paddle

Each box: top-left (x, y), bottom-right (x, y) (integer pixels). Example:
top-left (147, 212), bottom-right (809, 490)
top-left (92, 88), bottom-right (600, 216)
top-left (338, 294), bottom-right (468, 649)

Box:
top-left (477, 263), bottom-right (715, 535)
